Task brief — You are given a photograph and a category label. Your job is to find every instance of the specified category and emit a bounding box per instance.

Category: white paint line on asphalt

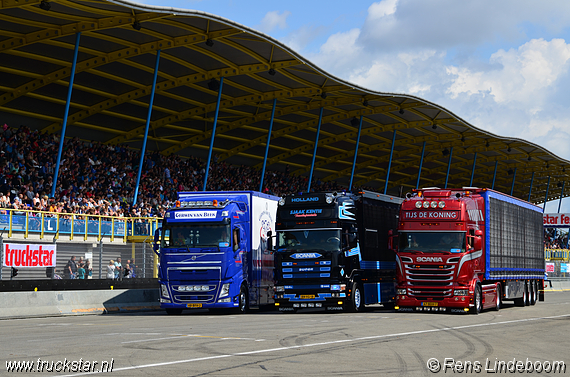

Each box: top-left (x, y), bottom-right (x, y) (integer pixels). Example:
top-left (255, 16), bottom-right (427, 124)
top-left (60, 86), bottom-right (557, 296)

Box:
top-left (57, 313), bottom-right (570, 377)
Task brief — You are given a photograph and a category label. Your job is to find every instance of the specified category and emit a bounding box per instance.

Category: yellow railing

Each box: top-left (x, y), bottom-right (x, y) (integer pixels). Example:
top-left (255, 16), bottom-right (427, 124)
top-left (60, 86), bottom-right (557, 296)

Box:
top-left (0, 207), bottom-right (161, 242)
top-left (545, 249), bottom-right (569, 261)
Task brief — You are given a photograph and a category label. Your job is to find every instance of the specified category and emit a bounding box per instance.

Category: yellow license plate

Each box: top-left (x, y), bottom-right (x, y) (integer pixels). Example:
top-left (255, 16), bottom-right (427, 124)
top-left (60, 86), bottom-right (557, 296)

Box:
top-left (187, 303), bottom-right (202, 308)
top-left (421, 302), bottom-right (438, 307)
top-left (300, 295), bottom-right (315, 299)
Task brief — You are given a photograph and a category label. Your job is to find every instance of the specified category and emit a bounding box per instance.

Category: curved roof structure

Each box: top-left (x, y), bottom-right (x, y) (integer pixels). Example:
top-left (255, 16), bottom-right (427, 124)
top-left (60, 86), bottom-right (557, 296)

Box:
top-left (1, 0), bottom-right (569, 204)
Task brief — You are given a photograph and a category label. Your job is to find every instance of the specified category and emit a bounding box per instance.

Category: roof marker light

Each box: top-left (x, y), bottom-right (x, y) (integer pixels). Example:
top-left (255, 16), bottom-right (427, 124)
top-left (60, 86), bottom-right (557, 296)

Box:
top-left (415, 201), bottom-right (422, 208)
top-left (438, 201), bottom-right (445, 208)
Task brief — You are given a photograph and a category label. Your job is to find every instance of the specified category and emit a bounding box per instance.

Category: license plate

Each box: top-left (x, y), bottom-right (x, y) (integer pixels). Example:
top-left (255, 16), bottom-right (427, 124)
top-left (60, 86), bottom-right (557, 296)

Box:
top-left (300, 295), bottom-right (315, 299)
top-left (421, 302), bottom-right (438, 307)
top-left (187, 303), bottom-right (202, 308)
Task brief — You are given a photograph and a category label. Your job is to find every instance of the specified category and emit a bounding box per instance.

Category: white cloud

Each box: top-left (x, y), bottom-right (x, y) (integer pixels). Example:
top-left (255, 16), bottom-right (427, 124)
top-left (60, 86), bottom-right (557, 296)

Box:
top-left (257, 10), bottom-right (291, 34)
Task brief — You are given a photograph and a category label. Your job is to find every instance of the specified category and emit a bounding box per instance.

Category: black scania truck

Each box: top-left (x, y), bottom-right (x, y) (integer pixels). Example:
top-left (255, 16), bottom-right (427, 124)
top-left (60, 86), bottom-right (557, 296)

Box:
top-left (273, 191), bottom-right (403, 312)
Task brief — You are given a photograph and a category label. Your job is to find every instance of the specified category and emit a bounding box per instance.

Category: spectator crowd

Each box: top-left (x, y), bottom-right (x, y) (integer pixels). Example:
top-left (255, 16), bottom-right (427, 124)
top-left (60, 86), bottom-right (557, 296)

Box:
top-left (0, 123), bottom-right (370, 218)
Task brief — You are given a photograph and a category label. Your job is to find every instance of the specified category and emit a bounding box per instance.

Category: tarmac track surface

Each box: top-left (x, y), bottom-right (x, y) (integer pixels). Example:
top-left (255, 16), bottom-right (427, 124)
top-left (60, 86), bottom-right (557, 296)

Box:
top-left (2, 292), bottom-right (569, 376)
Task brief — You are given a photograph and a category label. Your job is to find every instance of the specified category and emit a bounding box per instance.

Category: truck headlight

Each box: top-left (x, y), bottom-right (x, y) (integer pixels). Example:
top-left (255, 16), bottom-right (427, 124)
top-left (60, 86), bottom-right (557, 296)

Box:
top-left (331, 284), bottom-right (346, 291)
top-left (397, 289), bottom-right (407, 295)
top-left (220, 283), bottom-right (230, 298)
top-left (161, 284), bottom-right (170, 298)
top-left (275, 286), bottom-right (285, 292)
top-left (454, 289), bottom-right (469, 296)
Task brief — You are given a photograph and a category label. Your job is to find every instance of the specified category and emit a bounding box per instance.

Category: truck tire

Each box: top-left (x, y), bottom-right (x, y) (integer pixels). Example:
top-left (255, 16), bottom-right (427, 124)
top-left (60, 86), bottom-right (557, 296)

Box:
top-left (237, 285), bottom-right (249, 314)
top-left (530, 281), bottom-right (537, 305)
top-left (470, 284), bottom-right (482, 314)
top-left (349, 282), bottom-right (364, 312)
top-left (165, 308), bottom-right (183, 315)
top-left (493, 284), bottom-right (501, 311)
top-left (524, 282), bottom-right (530, 306)
top-left (515, 283), bottom-right (528, 307)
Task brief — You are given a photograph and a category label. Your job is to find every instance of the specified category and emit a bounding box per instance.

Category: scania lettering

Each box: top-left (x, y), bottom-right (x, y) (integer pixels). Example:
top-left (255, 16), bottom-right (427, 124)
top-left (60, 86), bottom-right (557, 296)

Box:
top-left (154, 191), bottom-right (279, 314)
top-left (273, 191), bottom-right (403, 312)
top-left (394, 188), bottom-right (544, 314)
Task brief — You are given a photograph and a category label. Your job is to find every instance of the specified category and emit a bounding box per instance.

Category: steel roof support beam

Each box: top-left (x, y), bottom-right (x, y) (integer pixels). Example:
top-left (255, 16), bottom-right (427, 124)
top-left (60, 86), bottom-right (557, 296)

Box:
top-left (307, 107), bottom-right (324, 193)
top-left (51, 32), bottom-right (80, 199)
top-left (133, 50), bottom-right (161, 206)
top-left (544, 176), bottom-right (551, 211)
top-left (384, 130), bottom-right (397, 195)
top-left (415, 141), bottom-right (426, 190)
top-left (349, 116), bottom-right (363, 192)
top-left (470, 152), bottom-right (477, 187)
top-left (444, 147), bottom-right (453, 189)
top-left (510, 167), bottom-right (517, 196)
top-left (558, 181), bottom-right (565, 213)
top-left (203, 77), bottom-right (224, 191)
top-left (528, 172), bottom-right (535, 202)
top-left (491, 161), bottom-right (498, 190)
top-left (259, 98), bottom-right (277, 193)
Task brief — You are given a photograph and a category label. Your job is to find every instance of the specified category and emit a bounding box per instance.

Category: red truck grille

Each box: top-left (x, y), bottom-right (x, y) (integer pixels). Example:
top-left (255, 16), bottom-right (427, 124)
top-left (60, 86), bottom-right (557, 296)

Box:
top-left (404, 263), bottom-right (455, 298)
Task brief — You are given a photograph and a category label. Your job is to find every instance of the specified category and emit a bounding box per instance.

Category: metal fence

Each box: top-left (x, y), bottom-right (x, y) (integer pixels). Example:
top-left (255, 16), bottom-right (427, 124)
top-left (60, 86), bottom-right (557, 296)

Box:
top-left (0, 240), bottom-right (157, 281)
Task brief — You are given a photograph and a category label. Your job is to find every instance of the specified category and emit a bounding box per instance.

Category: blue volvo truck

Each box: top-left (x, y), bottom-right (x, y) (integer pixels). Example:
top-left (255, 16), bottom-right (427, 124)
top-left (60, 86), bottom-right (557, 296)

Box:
top-left (155, 191), bottom-right (279, 314)
top-left (273, 191), bottom-right (403, 312)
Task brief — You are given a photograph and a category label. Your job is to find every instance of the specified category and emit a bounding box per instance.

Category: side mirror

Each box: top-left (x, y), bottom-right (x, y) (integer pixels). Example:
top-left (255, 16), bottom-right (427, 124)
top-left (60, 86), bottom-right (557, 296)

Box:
top-left (388, 231), bottom-right (398, 252)
top-left (153, 228), bottom-right (161, 255)
top-left (267, 230), bottom-right (273, 252)
top-left (473, 236), bottom-right (482, 250)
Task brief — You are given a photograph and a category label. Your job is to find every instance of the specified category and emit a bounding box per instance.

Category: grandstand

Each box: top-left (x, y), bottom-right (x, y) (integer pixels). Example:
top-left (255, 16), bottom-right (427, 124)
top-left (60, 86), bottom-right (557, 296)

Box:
top-left (1, 0), bottom-right (569, 282)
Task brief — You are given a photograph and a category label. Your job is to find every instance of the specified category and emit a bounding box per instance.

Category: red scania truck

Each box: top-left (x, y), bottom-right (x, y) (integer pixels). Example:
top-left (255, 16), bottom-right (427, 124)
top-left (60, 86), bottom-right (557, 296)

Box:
top-left (394, 188), bottom-right (544, 314)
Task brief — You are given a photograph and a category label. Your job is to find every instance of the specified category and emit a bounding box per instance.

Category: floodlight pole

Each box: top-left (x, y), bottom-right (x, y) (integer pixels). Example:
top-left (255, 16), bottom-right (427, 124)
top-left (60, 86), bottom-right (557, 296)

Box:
top-left (416, 141), bottom-right (426, 190)
top-left (51, 32), bottom-right (81, 199)
top-left (307, 107), bottom-right (323, 193)
top-left (349, 116), bottom-right (363, 192)
top-left (510, 167), bottom-right (517, 196)
top-left (469, 152), bottom-right (477, 187)
top-left (203, 77), bottom-right (224, 191)
top-left (259, 98), bottom-right (277, 193)
top-left (384, 130), bottom-right (397, 195)
top-left (444, 147), bottom-right (453, 189)
top-left (528, 172), bottom-right (535, 202)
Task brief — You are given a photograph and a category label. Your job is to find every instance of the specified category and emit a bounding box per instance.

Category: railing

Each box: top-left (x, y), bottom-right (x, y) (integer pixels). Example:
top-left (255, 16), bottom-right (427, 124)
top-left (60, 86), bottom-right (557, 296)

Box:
top-left (544, 249), bottom-right (569, 261)
top-left (0, 208), bottom-right (161, 242)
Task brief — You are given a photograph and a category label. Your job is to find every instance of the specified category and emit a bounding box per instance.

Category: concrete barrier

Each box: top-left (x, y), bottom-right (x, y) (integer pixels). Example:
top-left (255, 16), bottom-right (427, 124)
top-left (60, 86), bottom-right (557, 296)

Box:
top-left (544, 278), bottom-right (570, 292)
top-left (0, 288), bottom-right (160, 319)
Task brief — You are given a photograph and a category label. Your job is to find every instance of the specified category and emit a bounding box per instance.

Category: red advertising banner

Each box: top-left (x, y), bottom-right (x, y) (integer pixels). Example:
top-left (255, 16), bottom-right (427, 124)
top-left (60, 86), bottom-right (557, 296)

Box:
top-left (2, 243), bottom-right (56, 268)
top-left (546, 263), bottom-right (555, 273)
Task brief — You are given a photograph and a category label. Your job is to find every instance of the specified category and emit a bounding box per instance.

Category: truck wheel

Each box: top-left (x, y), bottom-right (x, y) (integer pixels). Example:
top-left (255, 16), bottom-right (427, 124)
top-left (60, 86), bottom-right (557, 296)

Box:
top-left (470, 284), bottom-right (482, 314)
top-left (516, 282), bottom-right (528, 306)
top-left (237, 286), bottom-right (249, 314)
top-left (493, 284), bottom-right (501, 311)
top-left (530, 281), bottom-right (537, 305)
top-left (524, 282), bottom-right (530, 306)
top-left (165, 308), bottom-right (183, 315)
top-left (349, 282), bottom-right (364, 312)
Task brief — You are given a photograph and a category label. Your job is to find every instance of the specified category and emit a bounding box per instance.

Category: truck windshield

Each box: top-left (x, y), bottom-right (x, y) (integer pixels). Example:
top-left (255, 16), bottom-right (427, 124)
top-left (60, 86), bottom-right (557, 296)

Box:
top-left (162, 223), bottom-right (231, 249)
top-left (276, 229), bottom-right (341, 252)
top-left (399, 232), bottom-right (466, 253)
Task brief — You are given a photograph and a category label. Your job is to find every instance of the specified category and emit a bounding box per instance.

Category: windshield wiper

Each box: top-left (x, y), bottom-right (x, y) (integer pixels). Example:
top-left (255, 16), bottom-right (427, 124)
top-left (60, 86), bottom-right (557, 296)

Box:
top-left (401, 249), bottom-right (424, 254)
top-left (427, 249), bottom-right (452, 254)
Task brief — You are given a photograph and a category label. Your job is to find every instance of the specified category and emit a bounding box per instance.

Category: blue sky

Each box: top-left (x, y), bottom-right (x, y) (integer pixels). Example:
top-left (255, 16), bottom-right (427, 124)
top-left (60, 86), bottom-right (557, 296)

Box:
top-left (134, 0), bottom-right (570, 212)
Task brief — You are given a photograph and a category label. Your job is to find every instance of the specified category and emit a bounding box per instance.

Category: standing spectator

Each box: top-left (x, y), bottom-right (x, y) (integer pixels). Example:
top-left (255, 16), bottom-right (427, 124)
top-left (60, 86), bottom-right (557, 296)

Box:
top-left (114, 257), bottom-right (123, 280)
top-left (65, 255), bottom-right (77, 279)
top-left (130, 258), bottom-right (137, 278)
top-left (85, 259), bottom-right (93, 279)
top-left (106, 260), bottom-right (115, 279)
top-left (77, 263), bottom-right (85, 279)
top-left (124, 260), bottom-right (132, 278)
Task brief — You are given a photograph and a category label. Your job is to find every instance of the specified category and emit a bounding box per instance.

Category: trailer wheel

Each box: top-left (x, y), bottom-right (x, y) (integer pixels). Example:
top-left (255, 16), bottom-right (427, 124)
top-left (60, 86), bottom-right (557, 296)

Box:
top-left (349, 282), bottom-right (364, 312)
top-left (524, 282), bottom-right (530, 306)
top-left (165, 308), bottom-right (183, 315)
top-left (493, 284), bottom-right (501, 311)
top-left (470, 284), bottom-right (482, 314)
top-left (516, 282), bottom-right (528, 306)
top-left (530, 281), bottom-right (537, 305)
top-left (237, 285), bottom-right (249, 314)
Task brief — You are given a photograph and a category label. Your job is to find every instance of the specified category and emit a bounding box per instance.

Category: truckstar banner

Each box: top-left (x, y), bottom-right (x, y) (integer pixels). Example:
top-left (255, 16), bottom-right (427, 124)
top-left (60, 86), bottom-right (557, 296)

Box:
top-left (544, 213), bottom-right (570, 227)
top-left (2, 243), bottom-right (56, 268)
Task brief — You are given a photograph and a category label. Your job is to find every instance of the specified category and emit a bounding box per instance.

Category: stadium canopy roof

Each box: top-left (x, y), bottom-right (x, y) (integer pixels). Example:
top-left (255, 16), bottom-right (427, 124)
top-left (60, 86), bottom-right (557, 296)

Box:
top-left (1, 0), bottom-right (569, 204)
